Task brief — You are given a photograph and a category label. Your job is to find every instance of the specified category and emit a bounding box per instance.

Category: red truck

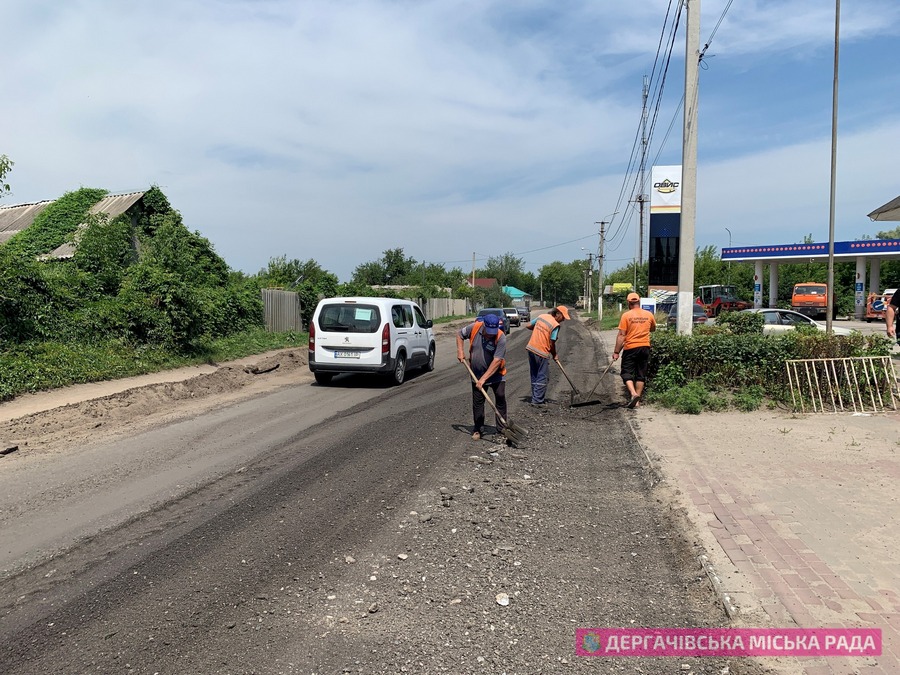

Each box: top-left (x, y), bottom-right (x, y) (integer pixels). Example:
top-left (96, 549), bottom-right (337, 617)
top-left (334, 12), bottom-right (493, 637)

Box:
top-left (695, 285), bottom-right (752, 317)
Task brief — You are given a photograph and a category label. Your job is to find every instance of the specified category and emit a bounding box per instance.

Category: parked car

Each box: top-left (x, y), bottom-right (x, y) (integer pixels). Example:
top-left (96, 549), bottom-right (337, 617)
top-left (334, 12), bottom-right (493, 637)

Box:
top-left (741, 308), bottom-right (855, 336)
top-left (516, 306), bottom-right (531, 323)
top-left (503, 307), bottom-right (521, 327)
top-left (476, 308), bottom-right (510, 335)
top-left (667, 304), bottom-right (709, 328)
top-left (308, 297), bottom-right (435, 386)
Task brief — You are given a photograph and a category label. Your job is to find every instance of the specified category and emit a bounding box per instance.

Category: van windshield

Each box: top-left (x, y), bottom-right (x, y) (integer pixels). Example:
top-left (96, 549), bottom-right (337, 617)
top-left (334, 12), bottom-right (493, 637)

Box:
top-left (318, 304), bottom-right (381, 333)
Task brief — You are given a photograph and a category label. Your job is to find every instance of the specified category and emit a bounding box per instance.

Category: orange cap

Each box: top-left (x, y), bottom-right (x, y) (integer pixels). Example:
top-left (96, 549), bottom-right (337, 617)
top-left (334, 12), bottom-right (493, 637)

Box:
top-left (627, 292), bottom-right (640, 303)
top-left (555, 305), bottom-right (570, 320)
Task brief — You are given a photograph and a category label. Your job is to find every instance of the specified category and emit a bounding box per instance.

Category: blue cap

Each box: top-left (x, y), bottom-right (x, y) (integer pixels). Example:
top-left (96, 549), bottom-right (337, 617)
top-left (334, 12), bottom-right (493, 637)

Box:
top-left (482, 313), bottom-right (500, 335)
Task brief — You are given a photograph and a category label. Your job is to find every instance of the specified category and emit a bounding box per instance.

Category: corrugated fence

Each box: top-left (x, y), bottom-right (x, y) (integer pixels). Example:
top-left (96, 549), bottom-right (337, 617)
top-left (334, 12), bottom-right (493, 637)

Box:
top-left (262, 289), bottom-right (302, 332)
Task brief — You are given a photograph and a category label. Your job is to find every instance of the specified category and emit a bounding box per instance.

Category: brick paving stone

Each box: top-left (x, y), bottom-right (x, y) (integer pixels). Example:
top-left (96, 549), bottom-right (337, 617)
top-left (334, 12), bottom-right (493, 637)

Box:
top-left (626, 383), bottom-right (900, 674)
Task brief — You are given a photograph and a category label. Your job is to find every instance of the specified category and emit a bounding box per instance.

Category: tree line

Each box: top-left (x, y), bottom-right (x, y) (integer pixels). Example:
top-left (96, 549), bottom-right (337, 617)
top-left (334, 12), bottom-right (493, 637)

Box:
top-left (2, 152), bottom-right (896, 360)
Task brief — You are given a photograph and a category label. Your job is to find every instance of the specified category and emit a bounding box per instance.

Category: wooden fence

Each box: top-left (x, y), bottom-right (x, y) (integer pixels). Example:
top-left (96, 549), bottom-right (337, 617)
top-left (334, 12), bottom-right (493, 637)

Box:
top-left (422, 297), bottom-right (468, 321)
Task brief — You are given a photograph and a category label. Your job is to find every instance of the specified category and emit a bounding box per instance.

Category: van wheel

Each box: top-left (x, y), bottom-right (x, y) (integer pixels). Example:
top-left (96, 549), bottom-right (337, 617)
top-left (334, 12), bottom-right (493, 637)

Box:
top-left (424, 344), bottom-right (436, 372)
top-left (391, 353), bottom-right (407, 385)
top-left (314, 373), bottom-right (333, 385)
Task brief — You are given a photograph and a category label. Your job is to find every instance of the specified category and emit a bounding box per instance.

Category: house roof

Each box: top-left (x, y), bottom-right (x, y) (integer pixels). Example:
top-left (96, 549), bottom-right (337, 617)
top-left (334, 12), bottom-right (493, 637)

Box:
top-left (501, 285), bottom-right (531, 299)
top-left (0, 200), bottom-right (54, 246)
top-left (49, 191), bottom-right (145, 259)
top-left (2, 191), bottom-right (146, 259)
top-left (471, 278), bottom-right (498, 288)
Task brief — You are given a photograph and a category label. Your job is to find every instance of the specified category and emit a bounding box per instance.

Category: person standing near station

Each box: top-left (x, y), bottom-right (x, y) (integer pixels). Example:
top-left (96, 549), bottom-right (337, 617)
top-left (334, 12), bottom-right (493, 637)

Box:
top-left (457, 313), bottom-right (508, 440)
top-left (885, 290), bottom-right (900, 341)
top-left (524, 305), bottom-right (570, 405)
top-left (612, 293), bottom-right (656, 408)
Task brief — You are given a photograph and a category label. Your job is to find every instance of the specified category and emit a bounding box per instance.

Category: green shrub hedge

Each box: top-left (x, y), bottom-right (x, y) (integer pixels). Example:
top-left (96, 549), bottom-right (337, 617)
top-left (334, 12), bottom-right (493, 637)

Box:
top-left (646, 327), bottom-right (892, 413)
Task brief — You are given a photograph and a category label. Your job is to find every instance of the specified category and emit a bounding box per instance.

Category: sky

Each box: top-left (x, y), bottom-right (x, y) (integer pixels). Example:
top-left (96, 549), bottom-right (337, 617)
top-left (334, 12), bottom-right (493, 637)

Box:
top-left (3, 0), bottom-right (899, 282)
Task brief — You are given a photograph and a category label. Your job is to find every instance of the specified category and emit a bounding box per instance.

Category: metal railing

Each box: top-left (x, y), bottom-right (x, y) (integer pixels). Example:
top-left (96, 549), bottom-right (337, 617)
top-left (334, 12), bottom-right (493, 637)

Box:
top-left (786, 356), bottom-right (898, 413)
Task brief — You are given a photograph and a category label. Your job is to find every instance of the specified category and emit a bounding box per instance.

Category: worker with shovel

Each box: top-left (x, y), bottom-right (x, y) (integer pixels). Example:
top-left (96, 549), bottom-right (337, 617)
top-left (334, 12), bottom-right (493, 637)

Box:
top-left (612, 292), bottom-right (656, 408)
top-left (524, 305), bottom-right (570, 405)
top-left (456, 313), bottom-right (508, 441)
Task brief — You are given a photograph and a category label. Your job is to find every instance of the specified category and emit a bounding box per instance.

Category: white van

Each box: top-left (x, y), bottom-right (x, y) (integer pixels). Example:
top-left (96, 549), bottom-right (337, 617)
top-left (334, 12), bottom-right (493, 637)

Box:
top-left (308, 297), bottom-right (436, 385)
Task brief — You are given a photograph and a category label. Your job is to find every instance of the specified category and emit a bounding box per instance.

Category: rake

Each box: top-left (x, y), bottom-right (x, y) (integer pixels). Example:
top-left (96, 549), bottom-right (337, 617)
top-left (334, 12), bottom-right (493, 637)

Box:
top-left (570, 359), bottom-right (616, 408)
top-left (461, 361), bottom-right (528, 446)
top-left (555, 358), bottom-right (602, 407)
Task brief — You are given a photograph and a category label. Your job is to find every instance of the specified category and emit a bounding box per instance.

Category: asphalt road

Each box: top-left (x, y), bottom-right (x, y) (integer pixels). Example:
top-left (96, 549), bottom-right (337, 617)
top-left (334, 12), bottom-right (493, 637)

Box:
top-left (0, 320), bottom-right (766, 674)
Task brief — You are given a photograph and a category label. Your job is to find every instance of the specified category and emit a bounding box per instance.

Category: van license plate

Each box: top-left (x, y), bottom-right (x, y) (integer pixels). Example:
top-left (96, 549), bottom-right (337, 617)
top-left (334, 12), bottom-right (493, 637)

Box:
top-left (334, 351), bottom-right (359, 359)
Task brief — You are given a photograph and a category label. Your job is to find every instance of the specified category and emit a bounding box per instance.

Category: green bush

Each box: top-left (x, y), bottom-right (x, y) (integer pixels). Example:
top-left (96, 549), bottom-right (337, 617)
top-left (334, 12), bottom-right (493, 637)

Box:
top-left (732, 385), bottom-right (765, 412)
top-left (74, 213), bottom-right (138, 294)
top-left (715, 310), bottom-right (764, 334)
top-left (648, 327), bottom-right (888, 413)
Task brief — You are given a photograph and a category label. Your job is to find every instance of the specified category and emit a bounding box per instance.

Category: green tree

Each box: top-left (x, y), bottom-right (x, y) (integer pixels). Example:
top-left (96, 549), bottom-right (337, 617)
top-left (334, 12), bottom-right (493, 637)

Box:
top-left (382, 248), bottom-right (416, 284)
top-left (0, 155), bottom-right (12, 199)
top-left (352, 248), bottom-right (419, 286)
top-left (538, 261), bottom-right (581, 305)
top-left (482, 253), bottom-right (526, 289)
top-left (256, 256), bottom-right (339, 324)
top-left (142, 212), bottom-right (229, 287)
top-left (73, 213), bottom-right (138, 294)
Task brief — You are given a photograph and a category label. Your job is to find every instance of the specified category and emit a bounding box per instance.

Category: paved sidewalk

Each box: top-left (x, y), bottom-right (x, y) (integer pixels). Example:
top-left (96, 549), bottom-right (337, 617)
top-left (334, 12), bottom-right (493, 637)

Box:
top-left (595, 327), bottom-right (900, 675)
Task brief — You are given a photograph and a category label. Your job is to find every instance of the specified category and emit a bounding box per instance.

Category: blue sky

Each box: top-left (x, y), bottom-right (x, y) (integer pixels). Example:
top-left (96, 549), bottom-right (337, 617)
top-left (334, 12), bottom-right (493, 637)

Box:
top-left (3, 0), bottom-right (899, 281)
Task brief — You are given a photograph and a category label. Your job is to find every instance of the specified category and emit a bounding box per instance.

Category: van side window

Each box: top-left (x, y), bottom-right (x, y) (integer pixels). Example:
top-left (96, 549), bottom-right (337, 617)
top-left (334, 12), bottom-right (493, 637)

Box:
top-left (413, 306), bottom-right (428, 328)
top-left (400, 306), bottom-right (414, 328)
top-left (392, 307), bottom-right (404, 328)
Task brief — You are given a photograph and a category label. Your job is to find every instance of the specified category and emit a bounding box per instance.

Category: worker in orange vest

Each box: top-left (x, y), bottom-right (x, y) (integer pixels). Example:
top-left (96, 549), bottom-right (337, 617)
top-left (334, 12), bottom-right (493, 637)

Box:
top-left (457, 313), bottom-right (508, 441)
top-left (612, 293), bottom-right (656, 408)
top-left (524, 305), bottom-right (570, 405)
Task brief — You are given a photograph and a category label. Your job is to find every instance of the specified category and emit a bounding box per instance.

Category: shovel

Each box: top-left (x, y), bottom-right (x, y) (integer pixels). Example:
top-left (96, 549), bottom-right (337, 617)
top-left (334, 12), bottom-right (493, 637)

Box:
top-left (461, 361), bottom-right (528, 446)
top-left (570, 359), bottom-right (616, 408)
top-left (555, 358), bottom-right (591, 407)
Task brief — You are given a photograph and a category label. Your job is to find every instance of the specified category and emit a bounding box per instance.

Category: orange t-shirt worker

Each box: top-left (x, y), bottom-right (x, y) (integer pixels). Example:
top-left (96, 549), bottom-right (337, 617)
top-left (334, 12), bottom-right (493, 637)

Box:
top-left (612, 293), bottom-right (656, 408)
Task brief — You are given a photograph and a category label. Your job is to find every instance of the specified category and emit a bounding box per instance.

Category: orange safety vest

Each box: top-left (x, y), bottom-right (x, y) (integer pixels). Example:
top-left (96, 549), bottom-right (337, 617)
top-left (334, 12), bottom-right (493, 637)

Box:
top-left (525, 314), bottom-right (559, 359)
top-left (470, 321), bottom-right (507, 375)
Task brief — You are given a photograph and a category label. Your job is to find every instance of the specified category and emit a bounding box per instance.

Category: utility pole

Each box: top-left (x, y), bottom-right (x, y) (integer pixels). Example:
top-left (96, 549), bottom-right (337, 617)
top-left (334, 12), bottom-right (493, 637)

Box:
top-left (471, 253), bottom-right (476, 314)
top-left (637, 75), bottom-right (649, 286)
top-left (595, 221), bottom-right (608, 321)
top-left (826, 0), bottom-right (841, 335)
top-left (586, 252), bottom-right (593, 314)
top-left (677, 0), bottom-right (700, 335)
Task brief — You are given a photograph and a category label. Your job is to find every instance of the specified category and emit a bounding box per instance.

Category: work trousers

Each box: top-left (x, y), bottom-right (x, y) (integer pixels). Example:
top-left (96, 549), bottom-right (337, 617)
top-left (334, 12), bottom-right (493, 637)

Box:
top-left (528, 351), bottom-right (550, 404)
top-left (472, 380), bottom-right (507, 434)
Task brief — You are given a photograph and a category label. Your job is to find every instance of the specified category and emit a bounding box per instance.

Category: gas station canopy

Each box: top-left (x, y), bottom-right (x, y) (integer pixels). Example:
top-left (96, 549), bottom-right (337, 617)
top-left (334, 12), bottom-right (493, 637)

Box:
top-left (867, 195), bottom-right (900, 222)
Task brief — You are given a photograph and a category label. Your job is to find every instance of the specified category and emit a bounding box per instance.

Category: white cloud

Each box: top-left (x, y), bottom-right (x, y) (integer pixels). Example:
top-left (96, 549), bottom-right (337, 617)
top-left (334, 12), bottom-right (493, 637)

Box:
top-left (3, 0), bottom-right (898, 280)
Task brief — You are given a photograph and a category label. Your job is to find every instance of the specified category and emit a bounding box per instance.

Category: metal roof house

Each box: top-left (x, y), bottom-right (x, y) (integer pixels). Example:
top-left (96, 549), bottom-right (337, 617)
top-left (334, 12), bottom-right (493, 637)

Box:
top-left (0, 199), bottom-right (53, 246)
top-left (501, 285), bottom-right (532, 304)
top-left (0, 191), bottom-right (146, 259)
